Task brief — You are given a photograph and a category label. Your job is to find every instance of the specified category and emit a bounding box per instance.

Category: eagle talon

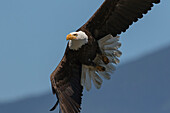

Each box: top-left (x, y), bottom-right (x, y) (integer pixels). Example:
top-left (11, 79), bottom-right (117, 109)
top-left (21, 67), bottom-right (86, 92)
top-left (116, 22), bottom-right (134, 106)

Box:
top-left (96, 66), bottom-right (105, 71)
top-left (102, 55), bottom-right (109, 64)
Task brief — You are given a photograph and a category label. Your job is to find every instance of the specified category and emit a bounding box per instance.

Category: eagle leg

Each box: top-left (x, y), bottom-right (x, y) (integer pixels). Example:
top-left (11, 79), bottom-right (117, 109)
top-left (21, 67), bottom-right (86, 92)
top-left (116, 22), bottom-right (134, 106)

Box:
top-left (84, 59), bottom-right (105, 72)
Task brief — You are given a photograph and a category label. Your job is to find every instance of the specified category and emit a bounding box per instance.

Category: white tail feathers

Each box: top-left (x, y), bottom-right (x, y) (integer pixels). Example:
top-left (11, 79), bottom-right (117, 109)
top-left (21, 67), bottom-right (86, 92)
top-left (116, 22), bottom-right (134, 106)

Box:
top-left (91, 71), bottom-right (103, 89)
top-left (81, 34), bottom-right (122, 91)
top-left (85, 68), bottom-right (91, 91)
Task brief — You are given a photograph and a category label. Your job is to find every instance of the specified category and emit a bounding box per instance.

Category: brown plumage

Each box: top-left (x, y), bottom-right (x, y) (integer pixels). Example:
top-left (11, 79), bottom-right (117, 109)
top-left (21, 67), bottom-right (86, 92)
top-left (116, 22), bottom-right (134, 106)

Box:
top-left (80, 0), bottom-right (160, 39)
top-left (50, 0), bottom-right (160, 113)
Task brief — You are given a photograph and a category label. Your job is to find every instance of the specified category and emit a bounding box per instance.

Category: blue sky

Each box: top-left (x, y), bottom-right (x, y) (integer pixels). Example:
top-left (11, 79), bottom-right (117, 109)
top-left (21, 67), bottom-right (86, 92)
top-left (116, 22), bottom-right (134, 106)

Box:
top-left (0, 0), bottom-right (169, 102)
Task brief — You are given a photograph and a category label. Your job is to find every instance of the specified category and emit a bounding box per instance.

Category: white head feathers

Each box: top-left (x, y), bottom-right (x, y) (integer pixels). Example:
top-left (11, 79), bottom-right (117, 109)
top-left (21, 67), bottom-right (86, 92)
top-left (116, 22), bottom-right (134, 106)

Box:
top-left (67, 31), bottom-right (88, 50)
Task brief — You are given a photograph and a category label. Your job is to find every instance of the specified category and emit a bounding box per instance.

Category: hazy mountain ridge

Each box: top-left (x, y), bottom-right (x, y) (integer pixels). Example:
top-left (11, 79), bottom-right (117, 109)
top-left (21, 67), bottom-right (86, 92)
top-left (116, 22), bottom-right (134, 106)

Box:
top-left (1, 45), bottom-right (170, 113)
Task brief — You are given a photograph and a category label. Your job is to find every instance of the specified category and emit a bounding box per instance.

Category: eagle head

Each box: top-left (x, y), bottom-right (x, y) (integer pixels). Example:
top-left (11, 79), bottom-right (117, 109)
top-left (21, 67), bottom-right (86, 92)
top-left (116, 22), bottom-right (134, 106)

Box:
top-left (66, 31), bottom-right (88, 50)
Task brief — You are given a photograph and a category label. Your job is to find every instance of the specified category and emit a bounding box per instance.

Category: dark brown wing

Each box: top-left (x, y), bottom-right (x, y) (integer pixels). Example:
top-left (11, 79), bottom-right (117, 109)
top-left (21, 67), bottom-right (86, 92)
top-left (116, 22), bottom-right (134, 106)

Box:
top-left (50, 47), bottom-right (83, 113)
top-left (79, 0), bottom-right (160, 40)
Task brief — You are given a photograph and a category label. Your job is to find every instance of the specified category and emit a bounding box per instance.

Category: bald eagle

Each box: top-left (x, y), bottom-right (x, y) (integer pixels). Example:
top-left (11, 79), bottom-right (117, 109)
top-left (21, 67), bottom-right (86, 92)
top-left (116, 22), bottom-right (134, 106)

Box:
top-left (50, 0), bottom-right (160, 113)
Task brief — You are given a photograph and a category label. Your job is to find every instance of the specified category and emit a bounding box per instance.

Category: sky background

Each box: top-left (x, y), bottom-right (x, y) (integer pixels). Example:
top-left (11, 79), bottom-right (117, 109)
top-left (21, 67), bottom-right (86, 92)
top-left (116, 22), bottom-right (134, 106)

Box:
top-left (0, 0), bottom-right (169, 103)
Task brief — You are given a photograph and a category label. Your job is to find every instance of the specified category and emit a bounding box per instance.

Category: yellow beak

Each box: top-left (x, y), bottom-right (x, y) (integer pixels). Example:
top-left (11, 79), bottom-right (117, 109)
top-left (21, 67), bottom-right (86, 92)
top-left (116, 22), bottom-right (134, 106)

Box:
top-left (66, 34), bottom-right (77, 40)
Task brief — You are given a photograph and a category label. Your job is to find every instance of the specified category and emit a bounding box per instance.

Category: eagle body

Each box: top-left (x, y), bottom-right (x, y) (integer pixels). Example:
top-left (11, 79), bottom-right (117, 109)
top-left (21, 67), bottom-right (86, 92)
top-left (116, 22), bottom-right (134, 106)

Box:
top-left (71, 31), bottom-right (99, 66)
top-left (50, 0), bottom-right (160, 113)
top-left (50, 30), bottom-right (99, 112)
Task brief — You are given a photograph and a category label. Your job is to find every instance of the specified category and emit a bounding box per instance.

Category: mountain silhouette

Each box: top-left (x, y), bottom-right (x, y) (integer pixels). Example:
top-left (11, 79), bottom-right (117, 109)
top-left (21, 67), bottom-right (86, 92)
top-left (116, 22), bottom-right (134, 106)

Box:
top-left (1, 46), bottom-right (170, 113)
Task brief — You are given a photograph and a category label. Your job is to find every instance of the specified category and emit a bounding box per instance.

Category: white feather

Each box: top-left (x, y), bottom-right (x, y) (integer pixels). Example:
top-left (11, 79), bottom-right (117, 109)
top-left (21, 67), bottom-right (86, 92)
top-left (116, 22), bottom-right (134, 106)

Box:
top-left (103, 42), bottom-right (121, 50)
top-left (112, 50), bottom-right (122, 57)
top-left (98, 34), bottom-right (113, 44)
top-left (106, 63), bottom-right (116, 72)
top-left (91, 71), bottom-right (103, 89)
top-left (94, 71), bottom-right (103, 84)
top-left (103, 37), bottom-right (119, 45)
top-left (81, 65), bottom-right (87, 86)
top-left (85, 68), bottom-right (91, 91)
top-left (104, 50), bottom-right (115, 56)
top-left (97, 71), bottom-right (111, 80)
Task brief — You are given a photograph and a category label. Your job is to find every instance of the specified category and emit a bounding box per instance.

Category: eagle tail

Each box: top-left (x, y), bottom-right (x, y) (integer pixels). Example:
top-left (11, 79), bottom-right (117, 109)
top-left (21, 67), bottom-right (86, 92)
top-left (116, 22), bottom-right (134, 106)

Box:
top-left (81, 34), bottom-right (121, 91)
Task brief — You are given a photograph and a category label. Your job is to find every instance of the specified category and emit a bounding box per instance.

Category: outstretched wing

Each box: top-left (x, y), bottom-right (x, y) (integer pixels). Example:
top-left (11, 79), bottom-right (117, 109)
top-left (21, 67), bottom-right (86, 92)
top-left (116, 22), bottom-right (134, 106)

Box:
top-left (50, 48), bottom-right (83, 113)
top-left (79, 0), bottom-right (160, 40)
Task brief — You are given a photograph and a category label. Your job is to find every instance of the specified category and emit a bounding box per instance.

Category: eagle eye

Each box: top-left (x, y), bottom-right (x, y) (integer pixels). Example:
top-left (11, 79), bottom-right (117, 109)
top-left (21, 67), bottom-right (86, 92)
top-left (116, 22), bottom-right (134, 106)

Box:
top-left (73, 34), bottom-right (78, 36)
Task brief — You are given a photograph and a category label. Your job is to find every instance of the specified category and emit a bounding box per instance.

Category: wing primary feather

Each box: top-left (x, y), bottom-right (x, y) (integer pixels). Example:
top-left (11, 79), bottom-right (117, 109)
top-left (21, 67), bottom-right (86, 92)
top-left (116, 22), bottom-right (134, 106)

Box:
top-left (50, 53), bottom-right (83, 113)
top-left (79, 0), bottom-right (160, 40)
top-left (50, 99), bottom-right (59, 111)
